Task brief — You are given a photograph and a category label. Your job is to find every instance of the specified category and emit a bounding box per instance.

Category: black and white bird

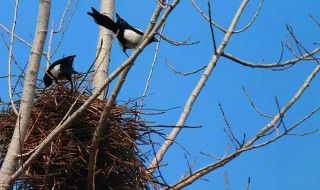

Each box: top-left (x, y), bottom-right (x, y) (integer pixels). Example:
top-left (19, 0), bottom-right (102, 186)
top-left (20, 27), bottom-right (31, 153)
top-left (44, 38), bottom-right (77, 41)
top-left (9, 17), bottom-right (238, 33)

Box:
top-left (87, 7), bottom-right (159, 57)
top-left (43, 55), bottom-right (78, 91)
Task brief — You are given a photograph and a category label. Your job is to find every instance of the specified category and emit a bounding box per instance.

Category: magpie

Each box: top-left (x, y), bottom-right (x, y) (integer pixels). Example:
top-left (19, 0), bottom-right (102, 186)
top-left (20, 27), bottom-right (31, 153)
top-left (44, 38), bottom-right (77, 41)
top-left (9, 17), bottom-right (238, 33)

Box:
top-left (43, 55), bottom-right (78, 91)
top-left (87, 7), bottom-right (159, 57)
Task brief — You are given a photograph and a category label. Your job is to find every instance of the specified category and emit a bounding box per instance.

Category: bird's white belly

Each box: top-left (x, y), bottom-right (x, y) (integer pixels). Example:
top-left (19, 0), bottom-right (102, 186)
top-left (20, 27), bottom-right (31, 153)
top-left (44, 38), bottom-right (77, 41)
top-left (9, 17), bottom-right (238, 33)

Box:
top-left (49, 65), bottom-right (60, 78)
top-left (121, 29), bottom-right (143, 48)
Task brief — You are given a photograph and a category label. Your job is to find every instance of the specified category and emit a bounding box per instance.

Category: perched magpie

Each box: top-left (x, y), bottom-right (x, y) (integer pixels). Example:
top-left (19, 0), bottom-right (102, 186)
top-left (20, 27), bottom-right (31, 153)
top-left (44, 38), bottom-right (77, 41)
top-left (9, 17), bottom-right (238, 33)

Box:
top-left (43, 55), bottom-right (78, 91)
top-left (87, 7), bottom-right (159, 57)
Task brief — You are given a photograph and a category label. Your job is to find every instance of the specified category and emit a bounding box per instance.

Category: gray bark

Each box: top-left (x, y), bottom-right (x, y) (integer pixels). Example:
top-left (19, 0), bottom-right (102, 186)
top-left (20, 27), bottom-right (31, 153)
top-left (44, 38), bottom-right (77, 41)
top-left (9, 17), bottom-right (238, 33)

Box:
top-left (92, 0), bottom-right (115, 100)
top-left (0, 0), bottom-right (51, 188)
top-left (87, 1), bottom-right (115, 189)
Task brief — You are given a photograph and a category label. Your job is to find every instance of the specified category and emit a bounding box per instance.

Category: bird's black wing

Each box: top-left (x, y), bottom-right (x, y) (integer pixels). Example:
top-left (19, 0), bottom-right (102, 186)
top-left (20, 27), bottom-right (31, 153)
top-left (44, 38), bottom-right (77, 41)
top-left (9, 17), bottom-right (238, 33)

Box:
top-left (87, 7), bottom-right (117, 34)
top-left (60, 55), bottom-right (78, 74)
top-left (116, 13), bottom-right (131, 27)
top-left (49, 55), bottom-right (75, 68)
top-left (115, 13), bottom-right (144, 36)
top-left (49, 55), bottom-right (77, 74)
top-left (48, 57), bottom-right (63, 70)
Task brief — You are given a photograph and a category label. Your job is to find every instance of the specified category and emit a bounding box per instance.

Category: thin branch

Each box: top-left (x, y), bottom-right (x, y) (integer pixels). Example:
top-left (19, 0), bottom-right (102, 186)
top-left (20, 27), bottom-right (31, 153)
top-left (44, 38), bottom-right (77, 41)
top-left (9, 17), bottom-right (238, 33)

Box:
top-left (180, 153), bottom-right (193, 180)
top-left (147, 125), bottom-right (202, 128)
top-left (207, 0), bottom-right (217, 53)
top-left (223, 143), bottom-right (230, 158)
top-left (77, 39), bottom-right (104, 90)
top-left (0, 23), bottom-right (32, 47)
top-left (51, 0), bottom-right (79, 57)
top-left (242, 85), bottom-right (273, 118)
top-left (276, 41), bottom-right (284, 64)
top-left (53, 0), bottom-right (72, 33)
top-left (219, 102), bottom-right (241, 149)
top-left (287, 129), bottom-right (319, 136)
top-left (222, 47), bottom-right (320, 68)
top-left (225, 171), bottom-right (229, 190)
top-left (285, 37), bottom-right (300, 59)
top-left (191, 0), bottom-right (264, 34)
top-left (191, 0), bottom-right (227, 33)
top-left (309, 14), bottom-right (320, 27)
top-left (286, 24), bottom-right (320, 64)
top-left (271, 42), bottom-right (296, 71)
top-left (1, 34), bottom-right (25, 72)
top-left (286, 25), bottom-right (304, 57)
top-left (7, 0), bottom-right (20, 116)
top-left (165, 59), bottom-right (207, 76)
top-left (158, 33), bottom-right (200, 46)
top-left (200, 151), bottom-right (222, 160)
top-left (139, 23), bottom-right (165, 113)
top-left (46, 20), bottom-right (54, 68)
top-left (234, 0), bottom-right (264, 33)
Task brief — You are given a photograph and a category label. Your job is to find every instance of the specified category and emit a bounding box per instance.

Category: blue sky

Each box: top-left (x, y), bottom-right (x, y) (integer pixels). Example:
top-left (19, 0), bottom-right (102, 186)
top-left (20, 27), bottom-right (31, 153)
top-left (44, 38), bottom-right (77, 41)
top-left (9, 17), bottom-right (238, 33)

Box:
top-left (1, 1), bottom-right (320, 189)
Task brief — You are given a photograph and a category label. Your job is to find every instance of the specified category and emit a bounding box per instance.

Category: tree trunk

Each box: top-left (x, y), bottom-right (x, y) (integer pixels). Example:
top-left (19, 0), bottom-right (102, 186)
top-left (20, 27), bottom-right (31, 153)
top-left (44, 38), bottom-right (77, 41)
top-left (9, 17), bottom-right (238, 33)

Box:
top-left (0, 0), bottom-right (51, 188)
top-left (88, 1), bottom-right (115, 189)
top-left (92, 0), bottom-right (115, 100)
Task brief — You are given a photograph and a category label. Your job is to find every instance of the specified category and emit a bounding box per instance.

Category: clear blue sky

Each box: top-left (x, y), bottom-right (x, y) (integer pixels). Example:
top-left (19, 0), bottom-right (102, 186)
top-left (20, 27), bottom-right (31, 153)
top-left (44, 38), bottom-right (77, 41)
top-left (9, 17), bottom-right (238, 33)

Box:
top-left (1, 1), bottom-right (320, 189)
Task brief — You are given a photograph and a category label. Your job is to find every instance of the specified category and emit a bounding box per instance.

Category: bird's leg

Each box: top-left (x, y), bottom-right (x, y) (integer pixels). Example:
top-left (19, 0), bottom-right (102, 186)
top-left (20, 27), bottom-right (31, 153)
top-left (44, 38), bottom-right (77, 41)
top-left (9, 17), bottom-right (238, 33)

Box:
top-left (67, 76), bottom-right (74, 93)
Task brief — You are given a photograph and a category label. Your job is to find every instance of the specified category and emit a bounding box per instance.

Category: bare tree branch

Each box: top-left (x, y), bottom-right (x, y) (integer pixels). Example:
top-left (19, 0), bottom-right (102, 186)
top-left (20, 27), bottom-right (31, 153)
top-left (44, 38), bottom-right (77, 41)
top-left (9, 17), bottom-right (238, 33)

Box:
top-left (207, 0), bottom-right (217, 52)
top-left (180, 153), bottom-right (195, 180)
top-left (163, 33), bottom-right (320, 189)
top-left (287, 129), bottom-right (319, 136)
top-left (51, 0), bottom-right (79, 57)
top-left (200, 151), bottom-right (222, 160)
top-left (219, 102), bottom-right (242, 149)
top-left (53, 0), bottom-right (72, 33)
top-left (286, 24), bottom-right (320, 64)
top-left (0, 23), bottom-right (32, 47)
top-left (308, 14), bottom-right (320, 27)
top-left (149, 0), bottom-right (251, 173)
top-left (158, 33), bottom-right (200, 46)
top-left (242, 85), bottom-right (273, 118)
top-left (7, 0), bottom-right (20, 116)
top-left (234, 0), bottom-right (264, 33)
top-left (224, 171), bottom-right (229, 190)
top-left (165, 59), bottom-right (207, 76)
top-left (222, 47), bottom-right (320, 68)
top-left (191, 0), bottom-right (227, 33)
top-left (139, 23), bottom-right (165, 112)
top-left (191, 0), bottom-right (264, 34)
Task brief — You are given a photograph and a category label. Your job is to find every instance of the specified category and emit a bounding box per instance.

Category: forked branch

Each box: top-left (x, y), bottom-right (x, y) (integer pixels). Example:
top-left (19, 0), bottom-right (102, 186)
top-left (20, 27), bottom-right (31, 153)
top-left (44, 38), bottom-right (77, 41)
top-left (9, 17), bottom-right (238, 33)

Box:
top-left (149, 0), bottom-right (251, 173)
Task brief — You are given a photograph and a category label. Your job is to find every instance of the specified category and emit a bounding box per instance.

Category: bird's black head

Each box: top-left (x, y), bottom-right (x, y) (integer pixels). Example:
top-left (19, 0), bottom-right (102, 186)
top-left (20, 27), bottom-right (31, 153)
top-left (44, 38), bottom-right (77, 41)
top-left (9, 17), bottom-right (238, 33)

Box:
top-left (43, 73), bottom-right (53, 88)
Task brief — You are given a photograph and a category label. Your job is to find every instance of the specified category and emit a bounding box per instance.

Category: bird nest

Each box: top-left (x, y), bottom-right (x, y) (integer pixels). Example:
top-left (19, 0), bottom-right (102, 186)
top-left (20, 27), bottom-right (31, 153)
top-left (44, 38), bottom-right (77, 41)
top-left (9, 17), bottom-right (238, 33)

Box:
top-left (0, 86), bottom-right (157, 190)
